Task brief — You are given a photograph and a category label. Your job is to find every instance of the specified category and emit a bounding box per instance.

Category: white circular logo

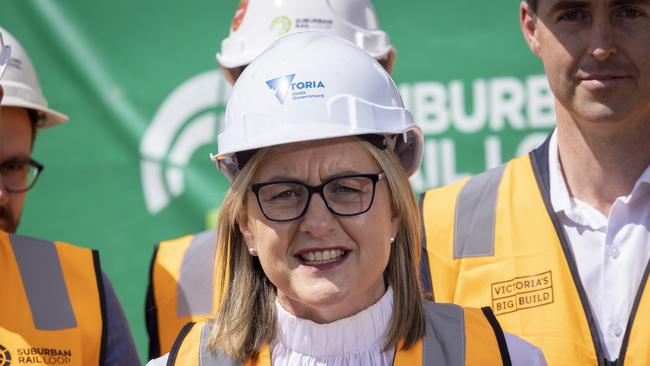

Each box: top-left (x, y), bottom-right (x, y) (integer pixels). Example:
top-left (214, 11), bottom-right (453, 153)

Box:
top-left (139, 70), bottom-right (230, 214)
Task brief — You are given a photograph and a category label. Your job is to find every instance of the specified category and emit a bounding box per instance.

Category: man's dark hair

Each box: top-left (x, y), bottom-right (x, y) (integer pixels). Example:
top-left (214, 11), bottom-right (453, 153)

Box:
top-left (526, 0), bottom-right (538, 13)
top-left (27, 109), bottom-right (40, 147)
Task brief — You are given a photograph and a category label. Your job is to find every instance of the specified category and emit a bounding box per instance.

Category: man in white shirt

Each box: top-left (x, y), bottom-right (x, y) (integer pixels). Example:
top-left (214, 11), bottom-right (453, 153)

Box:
top-left (419, 0), bottom-right (650, 364)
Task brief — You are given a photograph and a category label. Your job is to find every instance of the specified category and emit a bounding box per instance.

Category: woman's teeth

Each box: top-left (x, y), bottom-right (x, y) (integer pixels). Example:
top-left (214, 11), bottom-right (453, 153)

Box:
top-left (300, 249), bottom-right (345, 264)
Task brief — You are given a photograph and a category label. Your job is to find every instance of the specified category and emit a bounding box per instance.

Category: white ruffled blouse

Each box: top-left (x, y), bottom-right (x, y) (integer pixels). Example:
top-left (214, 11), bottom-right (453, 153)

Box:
top-left (147, 286), bottom-right (547, 365)
top-left (271, 287), bottom-right (395, 366)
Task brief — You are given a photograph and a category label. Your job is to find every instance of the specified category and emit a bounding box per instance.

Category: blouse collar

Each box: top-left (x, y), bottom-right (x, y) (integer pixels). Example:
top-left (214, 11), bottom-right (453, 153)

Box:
top-left (274, 287), bottom-right (394, 358)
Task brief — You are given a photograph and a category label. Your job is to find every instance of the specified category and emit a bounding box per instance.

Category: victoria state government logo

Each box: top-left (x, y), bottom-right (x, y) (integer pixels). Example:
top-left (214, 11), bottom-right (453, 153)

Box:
top-left (265, 74), bottom-right (326, 105)
top-left (0, 345), bottom-right (11, 366)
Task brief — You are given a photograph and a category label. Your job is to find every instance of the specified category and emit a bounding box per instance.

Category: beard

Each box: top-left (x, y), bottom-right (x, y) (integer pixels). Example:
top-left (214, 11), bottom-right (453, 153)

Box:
top-left (0, 206), bottom-right (18, 233)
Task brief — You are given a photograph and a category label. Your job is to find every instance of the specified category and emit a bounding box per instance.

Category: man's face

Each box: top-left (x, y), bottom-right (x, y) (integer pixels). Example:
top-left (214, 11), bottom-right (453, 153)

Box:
top-left (0, 107), bottom-right (32, 233)
top-left (521, 0), bottom-right (650, 124)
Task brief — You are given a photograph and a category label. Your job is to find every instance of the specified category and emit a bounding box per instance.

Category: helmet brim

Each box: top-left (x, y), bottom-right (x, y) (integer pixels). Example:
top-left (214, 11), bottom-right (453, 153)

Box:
top-left (1, 95), bottom-right (68, 128)
top-left (218, 125), bottom-right (423, 181)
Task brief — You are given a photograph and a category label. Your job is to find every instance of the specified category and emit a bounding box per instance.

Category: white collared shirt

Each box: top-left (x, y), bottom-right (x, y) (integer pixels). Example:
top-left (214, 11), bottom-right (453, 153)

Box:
top-left (548, 130), bottom-right (650, 360)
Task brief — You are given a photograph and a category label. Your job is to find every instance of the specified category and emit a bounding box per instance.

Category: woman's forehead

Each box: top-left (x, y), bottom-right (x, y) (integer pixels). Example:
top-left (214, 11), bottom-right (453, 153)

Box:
top-left (255, 138), bottom-right (379, 180)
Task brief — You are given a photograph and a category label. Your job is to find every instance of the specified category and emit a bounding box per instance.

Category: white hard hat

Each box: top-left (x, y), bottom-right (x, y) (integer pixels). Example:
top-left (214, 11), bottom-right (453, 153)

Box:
top-left (217, 0), bottom-right (395, 82)
top-left (0, 27), bottom-right (68, 129)
top-left (213, 32), bottom-right (422, 181)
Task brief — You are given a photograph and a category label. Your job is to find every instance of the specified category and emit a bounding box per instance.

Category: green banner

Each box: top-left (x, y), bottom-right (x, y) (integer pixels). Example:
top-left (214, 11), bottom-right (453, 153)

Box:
top-left (0, 0), bottom-right (549, 360)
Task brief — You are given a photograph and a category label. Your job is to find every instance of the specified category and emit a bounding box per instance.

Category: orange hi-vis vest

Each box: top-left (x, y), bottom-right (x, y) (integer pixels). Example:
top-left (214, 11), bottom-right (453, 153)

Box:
top-left (146, 230), bottom-right (222, 358)
top-left (167, 302), bottom-right (511, 366)
top-left (0, 231), bottom-right (105, 366)
top-left (419, 138), bottom-right (650, 366)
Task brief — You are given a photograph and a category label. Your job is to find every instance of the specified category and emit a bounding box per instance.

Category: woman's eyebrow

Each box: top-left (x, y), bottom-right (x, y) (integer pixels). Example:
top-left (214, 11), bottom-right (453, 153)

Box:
top-left (258, 170), bottom-right (365, 183)
top-left (323, 171), bottom-right (364, 180)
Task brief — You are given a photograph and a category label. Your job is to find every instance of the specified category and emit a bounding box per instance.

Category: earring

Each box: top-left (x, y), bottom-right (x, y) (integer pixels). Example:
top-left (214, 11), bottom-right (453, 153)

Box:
top-left (248, 247), bottom-right (258, 255)
top-left (390, 237), bottom-right (395, 244)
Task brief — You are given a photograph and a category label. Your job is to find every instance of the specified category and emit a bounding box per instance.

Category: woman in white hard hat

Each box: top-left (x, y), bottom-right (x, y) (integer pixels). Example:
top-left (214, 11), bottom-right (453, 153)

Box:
top-left (148, 32), bottom-right (546, 366)
top-left (146, 2), bottom-right (398, 356)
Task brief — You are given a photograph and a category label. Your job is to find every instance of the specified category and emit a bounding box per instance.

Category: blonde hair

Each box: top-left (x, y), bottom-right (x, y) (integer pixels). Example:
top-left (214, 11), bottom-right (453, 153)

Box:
top-left (208, 138), bottom-right (425, 361)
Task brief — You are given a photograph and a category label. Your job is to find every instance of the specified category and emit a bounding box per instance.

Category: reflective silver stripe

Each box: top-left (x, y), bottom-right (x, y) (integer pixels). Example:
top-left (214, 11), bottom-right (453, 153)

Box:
top-left (10, 234), bottom-right (77, 330)
top-left (422, 302), bottom-right (464, 365)
top-left (177, 230), bottom-right (218, 317)
top-left (454, 165), bottom-right (506, 258)
top-left (199, 322), bottom-right (242, 366)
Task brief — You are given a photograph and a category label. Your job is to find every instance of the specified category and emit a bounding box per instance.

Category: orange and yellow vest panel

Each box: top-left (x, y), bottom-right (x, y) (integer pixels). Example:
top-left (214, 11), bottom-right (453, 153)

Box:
top-left (0, 231), bottom-right (104, 366)
top-left (146, 230), bottom-right (223, 358)
top-left (421, 145), bottom-right (650, 365)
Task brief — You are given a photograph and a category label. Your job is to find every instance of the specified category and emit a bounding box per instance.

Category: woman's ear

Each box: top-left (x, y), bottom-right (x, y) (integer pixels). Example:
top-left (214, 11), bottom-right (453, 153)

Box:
top-left (390, 209), bottom-right (400, 244)
top-left (237, 211), bottom-right (258, 254)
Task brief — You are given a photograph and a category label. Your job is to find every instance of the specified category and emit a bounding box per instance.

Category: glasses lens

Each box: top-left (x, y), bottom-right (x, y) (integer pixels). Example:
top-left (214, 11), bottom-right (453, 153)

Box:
top-left (2, 161), bottom-right (39, 192)
top-left (257, 182), bottom-right (309, 221)
top-left (324, 176), bottom-right (375, 215)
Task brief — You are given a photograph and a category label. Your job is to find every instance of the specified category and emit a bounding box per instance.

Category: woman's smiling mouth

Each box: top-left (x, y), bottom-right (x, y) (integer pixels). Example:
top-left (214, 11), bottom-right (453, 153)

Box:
top-left (295, 248), bottom-right (350, 268)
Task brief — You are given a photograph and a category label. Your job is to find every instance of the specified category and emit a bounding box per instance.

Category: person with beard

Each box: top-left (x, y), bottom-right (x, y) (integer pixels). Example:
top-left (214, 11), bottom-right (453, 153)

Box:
top-left (419, 0), bottom-right (650, 364)
top-left (0, 27), bottom-right (140, 365)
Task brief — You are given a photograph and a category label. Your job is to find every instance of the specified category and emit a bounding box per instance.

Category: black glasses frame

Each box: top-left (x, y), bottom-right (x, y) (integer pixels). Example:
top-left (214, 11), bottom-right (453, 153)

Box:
top-left (251, 172), bottom-right (385, 222)
top-left (0, 158), bottom-right (45, 193)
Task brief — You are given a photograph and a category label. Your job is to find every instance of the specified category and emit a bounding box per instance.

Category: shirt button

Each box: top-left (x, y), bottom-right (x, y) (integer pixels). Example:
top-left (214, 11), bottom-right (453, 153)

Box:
top-left (613, 325), bottom-right (624, 337)
top-left (609, 247), bottom-right (621, 259)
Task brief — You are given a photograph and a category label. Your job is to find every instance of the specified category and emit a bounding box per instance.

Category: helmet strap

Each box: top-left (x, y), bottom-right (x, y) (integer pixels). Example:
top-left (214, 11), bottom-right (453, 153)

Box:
top-left (360, 134), bottom-right (388, 150)
top-left (234, 149), bottom-right (259, 170)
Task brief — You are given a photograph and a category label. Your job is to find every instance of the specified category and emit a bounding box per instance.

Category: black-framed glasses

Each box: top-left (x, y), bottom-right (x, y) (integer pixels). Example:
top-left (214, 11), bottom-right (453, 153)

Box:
top-left (0, 159), bottom-right (45, 193)
top-left (251, 172), bottom-right (385, 222)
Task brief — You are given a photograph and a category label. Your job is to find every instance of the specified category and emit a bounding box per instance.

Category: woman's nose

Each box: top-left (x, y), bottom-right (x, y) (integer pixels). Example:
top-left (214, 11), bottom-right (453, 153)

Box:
top-left (298, 193), bottom-right (337, 237)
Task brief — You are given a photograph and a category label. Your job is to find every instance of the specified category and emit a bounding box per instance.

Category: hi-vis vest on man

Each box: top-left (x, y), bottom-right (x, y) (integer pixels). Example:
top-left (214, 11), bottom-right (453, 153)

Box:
top-left (166, 303), bottom-right (512, 366)
top-left (420, 139), bottom-right (650, 366)
top-left (146, 230), bottom-right (222, 358)
top-left (0, 231), bottom-right (105, 366)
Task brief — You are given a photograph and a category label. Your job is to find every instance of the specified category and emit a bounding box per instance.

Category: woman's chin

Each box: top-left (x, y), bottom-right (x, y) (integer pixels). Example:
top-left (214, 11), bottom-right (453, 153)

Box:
top-left (278, 286), bottom-right (353, 321)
